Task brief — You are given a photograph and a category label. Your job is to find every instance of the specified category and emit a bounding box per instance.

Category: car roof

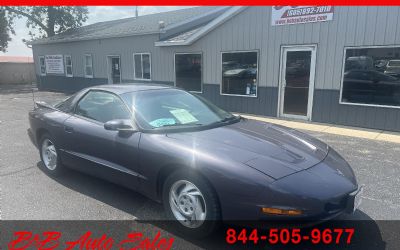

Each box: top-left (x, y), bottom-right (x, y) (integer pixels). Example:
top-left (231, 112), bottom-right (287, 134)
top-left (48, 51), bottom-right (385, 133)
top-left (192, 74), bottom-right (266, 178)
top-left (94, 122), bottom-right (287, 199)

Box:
top-left (88, 83), bottom-right (174, 95)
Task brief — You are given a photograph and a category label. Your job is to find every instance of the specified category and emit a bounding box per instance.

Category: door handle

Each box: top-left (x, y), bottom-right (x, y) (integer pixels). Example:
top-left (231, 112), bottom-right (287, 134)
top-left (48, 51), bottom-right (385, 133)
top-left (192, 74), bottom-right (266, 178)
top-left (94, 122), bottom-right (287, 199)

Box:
top-left (64, 126), bottom-right (74, 133)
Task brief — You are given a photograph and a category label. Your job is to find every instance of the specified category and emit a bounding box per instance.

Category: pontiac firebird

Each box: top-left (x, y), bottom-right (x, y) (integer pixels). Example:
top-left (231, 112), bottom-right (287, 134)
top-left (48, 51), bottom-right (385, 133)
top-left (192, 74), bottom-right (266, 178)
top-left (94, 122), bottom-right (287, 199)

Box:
top-left (28, 84), bottom-right (362, 236)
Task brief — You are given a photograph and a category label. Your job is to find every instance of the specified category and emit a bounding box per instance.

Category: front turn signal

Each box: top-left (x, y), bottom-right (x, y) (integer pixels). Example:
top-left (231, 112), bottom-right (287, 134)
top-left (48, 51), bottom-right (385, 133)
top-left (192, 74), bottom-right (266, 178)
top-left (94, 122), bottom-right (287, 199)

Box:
top-left (262, 207), bottom-right (303, 216)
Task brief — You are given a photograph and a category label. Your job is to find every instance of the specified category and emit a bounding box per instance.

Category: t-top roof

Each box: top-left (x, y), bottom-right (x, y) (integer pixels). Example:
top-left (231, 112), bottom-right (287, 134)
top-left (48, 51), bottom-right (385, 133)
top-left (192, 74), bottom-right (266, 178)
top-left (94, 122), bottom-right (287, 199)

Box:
top-left (90, 83), bottom-right (173, 95)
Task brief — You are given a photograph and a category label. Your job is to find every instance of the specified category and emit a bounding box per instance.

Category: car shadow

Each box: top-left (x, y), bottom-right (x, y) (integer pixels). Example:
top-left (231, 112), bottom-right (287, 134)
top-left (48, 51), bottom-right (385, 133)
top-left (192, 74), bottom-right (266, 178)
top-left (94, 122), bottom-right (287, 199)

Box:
top-left (36, 161), bottom-right (165, 220)
top-left (37, 162), bottom-right (388, 250)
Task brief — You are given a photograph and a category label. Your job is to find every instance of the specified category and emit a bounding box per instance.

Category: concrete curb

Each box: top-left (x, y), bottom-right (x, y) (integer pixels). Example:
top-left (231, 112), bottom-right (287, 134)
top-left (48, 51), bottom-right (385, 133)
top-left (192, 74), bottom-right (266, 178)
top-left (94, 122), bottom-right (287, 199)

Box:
top-left (237, 114), bottom-right (400, 144)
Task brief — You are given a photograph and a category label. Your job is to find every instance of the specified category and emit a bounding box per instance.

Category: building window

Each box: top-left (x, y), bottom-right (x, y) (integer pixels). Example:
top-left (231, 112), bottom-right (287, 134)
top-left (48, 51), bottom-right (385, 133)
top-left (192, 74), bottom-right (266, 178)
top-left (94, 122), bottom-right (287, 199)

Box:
top-left (341, 46), bottom-right (400, 107)
top-left (39, 56), bottom-right (46, 76)
top-left (84, 54), bottom-right (93, 78)
top-left (64, 55), bottom-right (73, 77)
top-left (134, 53), bottom-right (151, 80)
top-left (221, 51), bottom-right (258, 96)
top-left (175, 53), bottom-right (202, 92)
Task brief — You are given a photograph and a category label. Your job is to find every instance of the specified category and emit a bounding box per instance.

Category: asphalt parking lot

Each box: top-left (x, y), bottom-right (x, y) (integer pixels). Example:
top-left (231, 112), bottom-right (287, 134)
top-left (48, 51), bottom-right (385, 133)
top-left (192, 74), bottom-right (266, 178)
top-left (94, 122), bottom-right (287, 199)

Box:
top-left (1, 84), bottom-right (400, 249)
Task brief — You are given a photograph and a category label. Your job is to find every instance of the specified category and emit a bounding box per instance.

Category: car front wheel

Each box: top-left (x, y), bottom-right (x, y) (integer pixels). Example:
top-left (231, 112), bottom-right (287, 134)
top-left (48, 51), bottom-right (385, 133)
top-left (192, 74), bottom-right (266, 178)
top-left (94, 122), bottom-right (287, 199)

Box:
top-left (163, 170), bottom-right (221, 238)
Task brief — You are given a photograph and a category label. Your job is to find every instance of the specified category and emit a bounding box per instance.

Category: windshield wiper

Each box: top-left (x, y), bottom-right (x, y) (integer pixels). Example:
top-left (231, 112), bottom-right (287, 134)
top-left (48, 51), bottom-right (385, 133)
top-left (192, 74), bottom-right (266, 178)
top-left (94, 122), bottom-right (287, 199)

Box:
top-left (151, 116), bottom-right (239, 129)
top-left (153, 123), bottom-right (204, 128)
top-left (220, 116), bottom-right (236, 122)
top-left (209, 116), bottom-right (240, 126)
top-left (222, 115), bottom-right (241, 122)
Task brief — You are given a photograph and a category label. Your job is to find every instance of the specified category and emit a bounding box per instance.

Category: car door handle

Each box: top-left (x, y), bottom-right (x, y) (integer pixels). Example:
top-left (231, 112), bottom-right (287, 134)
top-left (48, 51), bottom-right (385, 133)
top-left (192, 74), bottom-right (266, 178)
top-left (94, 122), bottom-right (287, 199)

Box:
top-left (64, 126), bottom-right (74, 133)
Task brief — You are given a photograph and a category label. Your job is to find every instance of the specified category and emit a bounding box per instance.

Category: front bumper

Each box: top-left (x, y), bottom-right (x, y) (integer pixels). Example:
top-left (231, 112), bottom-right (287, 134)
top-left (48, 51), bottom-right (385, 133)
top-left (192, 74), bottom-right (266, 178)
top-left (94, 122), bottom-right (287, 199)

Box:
top-left (345, 184), bottom-right (364, 213)
top-left (260, 184), bottom-right (364, 221)
top-left (221, 180), bottom-right (360, 222)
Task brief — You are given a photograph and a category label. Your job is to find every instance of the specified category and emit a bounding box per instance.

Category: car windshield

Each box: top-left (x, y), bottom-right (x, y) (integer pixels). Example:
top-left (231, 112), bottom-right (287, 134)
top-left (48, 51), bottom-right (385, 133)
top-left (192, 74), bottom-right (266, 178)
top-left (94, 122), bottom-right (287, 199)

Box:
top-left (121, 88), bottom-right (238, 130)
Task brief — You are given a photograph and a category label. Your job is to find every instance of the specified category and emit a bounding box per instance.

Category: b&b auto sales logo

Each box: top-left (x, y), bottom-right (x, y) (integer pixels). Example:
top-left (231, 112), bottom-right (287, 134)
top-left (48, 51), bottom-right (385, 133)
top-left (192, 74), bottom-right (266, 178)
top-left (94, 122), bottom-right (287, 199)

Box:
top-left (7, 231), bottom-right (174, 250)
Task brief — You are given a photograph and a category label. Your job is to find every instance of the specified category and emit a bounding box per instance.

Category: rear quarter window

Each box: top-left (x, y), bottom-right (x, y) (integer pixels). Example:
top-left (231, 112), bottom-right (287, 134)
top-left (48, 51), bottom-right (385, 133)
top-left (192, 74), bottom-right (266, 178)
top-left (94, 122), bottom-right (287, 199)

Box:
top-left (55, 95), bottom-right (76, 112)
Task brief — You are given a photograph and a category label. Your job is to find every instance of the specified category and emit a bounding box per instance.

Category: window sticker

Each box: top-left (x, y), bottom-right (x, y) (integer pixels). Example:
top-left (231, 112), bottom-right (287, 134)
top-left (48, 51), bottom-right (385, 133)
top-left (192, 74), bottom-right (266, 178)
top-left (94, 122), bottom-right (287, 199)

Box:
top-left (149, 118), bottom-right (176, 128)
top-left (169, 109), bottom-right (198, 124)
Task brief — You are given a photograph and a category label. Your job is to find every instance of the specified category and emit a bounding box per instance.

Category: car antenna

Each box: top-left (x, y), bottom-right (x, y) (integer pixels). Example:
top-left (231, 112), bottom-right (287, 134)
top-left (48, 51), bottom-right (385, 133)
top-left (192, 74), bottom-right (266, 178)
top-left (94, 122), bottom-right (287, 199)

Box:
top-left (28, 55), bottom-right (37, 109)
top-left (31, 80), bottom-right (36, 109)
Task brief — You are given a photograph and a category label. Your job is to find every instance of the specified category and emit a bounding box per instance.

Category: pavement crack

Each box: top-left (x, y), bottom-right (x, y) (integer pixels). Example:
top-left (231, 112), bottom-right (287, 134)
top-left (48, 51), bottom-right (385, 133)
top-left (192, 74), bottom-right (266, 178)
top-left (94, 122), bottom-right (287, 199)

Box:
top-left (374, 131), bottom-right (384, 140)
top-left (0, 166), bottom-right (36, 177)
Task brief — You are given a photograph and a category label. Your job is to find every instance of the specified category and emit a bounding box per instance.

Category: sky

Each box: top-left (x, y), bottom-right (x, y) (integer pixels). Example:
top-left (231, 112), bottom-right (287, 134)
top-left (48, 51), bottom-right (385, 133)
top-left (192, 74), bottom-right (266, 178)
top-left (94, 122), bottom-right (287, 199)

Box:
top-left (3, 6), bottom-right (189, 57)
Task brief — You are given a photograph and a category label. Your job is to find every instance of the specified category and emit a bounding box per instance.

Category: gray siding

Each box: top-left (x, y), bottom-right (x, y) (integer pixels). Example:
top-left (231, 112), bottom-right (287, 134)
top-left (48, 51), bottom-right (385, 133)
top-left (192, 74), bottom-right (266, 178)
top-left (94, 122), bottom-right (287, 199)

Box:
top-left (37, 75), bottom-right (107, 93)
top-left (312, 90), bottom-right (400, 131)
top-left (34, 6), bottom-right (400, 89)
top-left (33, 34), bottom-right (159, 81)
top-left (33, 6), bottom-right (400, 132)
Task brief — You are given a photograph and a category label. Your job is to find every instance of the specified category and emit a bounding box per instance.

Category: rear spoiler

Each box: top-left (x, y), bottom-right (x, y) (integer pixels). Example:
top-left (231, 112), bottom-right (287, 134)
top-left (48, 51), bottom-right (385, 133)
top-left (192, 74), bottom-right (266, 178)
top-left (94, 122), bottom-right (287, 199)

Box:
top-left (35, 101), bottom-right (57, 110)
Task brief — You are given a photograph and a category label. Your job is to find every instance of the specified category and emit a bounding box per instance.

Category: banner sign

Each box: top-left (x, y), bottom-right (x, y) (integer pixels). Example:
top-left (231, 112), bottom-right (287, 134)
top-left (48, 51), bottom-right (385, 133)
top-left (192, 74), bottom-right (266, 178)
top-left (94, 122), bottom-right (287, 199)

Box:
top-left (45, 55), bottom-right (64, 74)
top-left (271, 6), bottom-right (334, 26)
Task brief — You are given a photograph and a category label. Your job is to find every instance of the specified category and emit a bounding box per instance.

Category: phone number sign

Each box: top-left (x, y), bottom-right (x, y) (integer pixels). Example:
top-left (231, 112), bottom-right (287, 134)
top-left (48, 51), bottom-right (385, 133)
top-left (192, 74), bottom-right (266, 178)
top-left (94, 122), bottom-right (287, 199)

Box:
top-left (271, 6), bottom-right (334, 26)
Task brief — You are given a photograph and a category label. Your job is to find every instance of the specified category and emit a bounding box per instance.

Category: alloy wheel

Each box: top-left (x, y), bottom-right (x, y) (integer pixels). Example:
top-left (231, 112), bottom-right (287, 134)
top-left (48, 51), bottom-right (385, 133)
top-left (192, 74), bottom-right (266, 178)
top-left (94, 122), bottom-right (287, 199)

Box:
top-left (169, 180), bottom-right (207, 228)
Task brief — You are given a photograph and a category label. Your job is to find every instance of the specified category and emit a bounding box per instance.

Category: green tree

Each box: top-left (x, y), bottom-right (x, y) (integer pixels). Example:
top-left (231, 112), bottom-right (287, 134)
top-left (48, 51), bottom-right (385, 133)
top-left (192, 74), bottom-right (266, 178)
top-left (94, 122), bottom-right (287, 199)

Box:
top-left (3, 6), bottom-right (88, 43)
top-left (0, 9), bottom-right (14, 52)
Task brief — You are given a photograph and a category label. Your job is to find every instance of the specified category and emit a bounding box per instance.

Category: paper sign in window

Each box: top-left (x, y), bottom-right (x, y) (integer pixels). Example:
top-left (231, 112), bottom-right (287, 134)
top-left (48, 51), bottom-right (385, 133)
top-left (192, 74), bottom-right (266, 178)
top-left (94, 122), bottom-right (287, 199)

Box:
top-left (170, 109), bottom-right (198, 124)
top-left (149, 118), bottom-right (176, 128)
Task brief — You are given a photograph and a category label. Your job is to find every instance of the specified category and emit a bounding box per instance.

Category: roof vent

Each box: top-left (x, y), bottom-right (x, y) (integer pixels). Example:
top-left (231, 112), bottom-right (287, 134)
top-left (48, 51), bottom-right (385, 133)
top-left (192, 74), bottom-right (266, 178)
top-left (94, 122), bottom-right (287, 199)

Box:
top-left (158, 21), bottom-right (165, 30)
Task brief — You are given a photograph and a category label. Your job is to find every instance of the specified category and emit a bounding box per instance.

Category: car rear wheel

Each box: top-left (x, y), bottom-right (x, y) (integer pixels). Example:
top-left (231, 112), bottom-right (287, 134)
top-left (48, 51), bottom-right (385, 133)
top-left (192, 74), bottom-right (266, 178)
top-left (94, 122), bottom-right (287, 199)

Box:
top-left (39, 134), bottom-right (64, 176)
top-left (163, 170), bottom-right (221, 238)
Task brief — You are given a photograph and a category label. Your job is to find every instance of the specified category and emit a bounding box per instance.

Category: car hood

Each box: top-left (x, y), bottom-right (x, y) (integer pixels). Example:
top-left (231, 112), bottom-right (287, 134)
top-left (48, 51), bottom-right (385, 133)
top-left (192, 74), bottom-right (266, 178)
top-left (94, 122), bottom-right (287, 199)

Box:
top-left (167, 119), bottom-right (329, 180)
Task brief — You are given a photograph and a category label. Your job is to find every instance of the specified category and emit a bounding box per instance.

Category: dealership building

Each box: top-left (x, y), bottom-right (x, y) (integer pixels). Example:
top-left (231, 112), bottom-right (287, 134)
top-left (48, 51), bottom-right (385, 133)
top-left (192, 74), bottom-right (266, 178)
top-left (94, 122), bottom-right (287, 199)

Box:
top-left (31, 6), bottom-right (400, 131)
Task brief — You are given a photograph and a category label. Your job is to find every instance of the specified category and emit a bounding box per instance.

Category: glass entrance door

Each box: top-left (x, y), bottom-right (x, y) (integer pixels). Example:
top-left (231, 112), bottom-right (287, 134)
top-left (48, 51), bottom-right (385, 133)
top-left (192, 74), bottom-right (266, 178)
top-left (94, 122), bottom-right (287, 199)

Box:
top-left (111, 57), bottom-right (121, 84)
top-left (279, 46), bottom-right (316, 120)
top-left (107, 56), bottom-right (121, 84)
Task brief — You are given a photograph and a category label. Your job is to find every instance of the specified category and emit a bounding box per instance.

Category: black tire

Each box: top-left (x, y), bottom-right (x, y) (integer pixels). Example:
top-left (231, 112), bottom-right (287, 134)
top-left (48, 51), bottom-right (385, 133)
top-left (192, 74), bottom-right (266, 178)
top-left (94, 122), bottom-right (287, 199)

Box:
top-left (38, 133), bottom-right (64, 176)
top-left (162, 170), bottom-right (221, 238)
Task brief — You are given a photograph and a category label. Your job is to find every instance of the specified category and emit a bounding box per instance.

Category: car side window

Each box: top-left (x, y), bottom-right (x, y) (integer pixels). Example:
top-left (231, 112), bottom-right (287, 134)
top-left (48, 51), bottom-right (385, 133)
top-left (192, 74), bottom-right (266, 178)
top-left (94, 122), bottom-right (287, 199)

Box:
top-left (55, 94), bottom-right (76, 113)
top-left (75, 91), bottom-right (131, 123)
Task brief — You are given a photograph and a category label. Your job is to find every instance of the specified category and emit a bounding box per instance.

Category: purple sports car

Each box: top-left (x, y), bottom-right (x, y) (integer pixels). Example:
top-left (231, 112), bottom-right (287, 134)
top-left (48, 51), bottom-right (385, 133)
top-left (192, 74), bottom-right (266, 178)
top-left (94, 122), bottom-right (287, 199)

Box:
top-left (28, 84), bottom-right (362, 237)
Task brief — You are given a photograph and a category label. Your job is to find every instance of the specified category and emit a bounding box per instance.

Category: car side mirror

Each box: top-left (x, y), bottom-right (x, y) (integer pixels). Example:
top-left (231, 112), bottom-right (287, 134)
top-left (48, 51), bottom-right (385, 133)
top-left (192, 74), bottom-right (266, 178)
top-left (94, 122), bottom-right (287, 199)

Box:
top-left (104, 119), bottom-right (137, 132)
